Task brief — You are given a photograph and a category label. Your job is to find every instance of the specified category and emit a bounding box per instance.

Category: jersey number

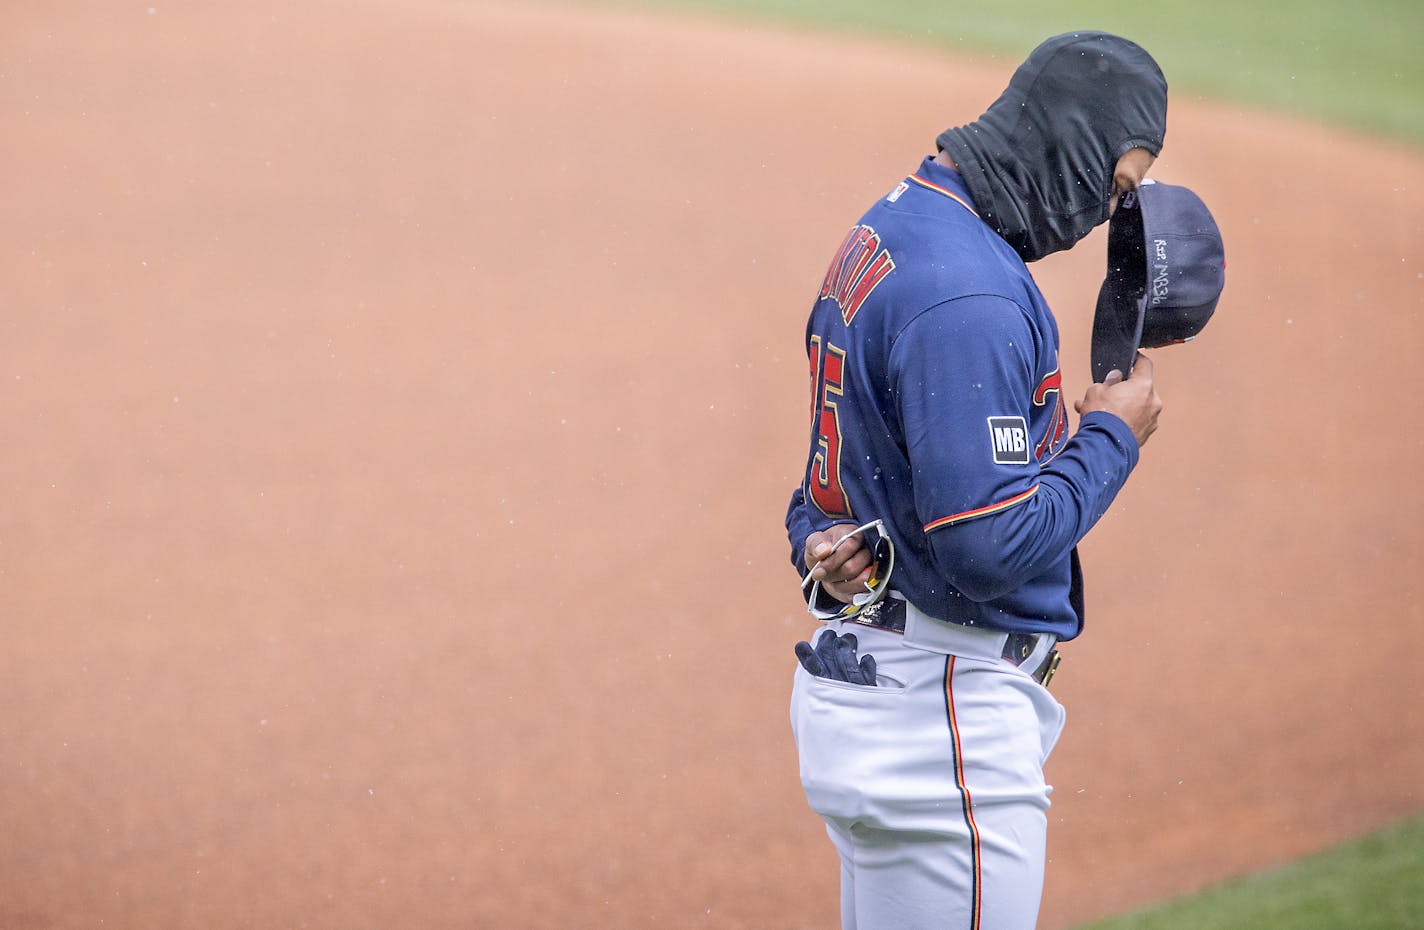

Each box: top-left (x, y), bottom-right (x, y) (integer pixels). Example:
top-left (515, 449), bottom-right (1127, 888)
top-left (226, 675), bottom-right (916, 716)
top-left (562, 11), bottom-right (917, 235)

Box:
top-left (808, 336), bottom-right (852, 518)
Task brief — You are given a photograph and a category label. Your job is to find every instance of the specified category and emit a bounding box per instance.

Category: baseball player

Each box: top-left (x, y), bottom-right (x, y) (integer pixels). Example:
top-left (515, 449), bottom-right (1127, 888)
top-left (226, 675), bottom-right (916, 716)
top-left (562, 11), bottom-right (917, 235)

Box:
top-left (786, 33), bottom-right (1170, 930)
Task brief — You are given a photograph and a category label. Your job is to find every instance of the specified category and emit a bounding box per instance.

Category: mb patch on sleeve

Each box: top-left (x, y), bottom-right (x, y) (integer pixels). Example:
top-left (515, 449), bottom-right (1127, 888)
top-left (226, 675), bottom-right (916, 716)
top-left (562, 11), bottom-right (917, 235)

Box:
top-left (987, 416), bottom-right (1030, 465)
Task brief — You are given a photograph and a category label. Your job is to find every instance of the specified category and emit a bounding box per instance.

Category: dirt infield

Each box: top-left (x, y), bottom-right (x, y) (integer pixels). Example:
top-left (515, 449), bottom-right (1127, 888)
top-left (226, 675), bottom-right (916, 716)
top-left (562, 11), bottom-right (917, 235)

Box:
top-left (3, 1), bottom-right (1422, 927)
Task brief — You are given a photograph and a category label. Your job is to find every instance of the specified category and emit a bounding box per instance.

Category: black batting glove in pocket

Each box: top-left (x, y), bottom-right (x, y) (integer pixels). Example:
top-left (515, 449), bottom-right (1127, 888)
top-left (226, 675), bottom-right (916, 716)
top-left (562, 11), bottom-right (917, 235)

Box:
top-left (794, 630), bottom-right (877, 686)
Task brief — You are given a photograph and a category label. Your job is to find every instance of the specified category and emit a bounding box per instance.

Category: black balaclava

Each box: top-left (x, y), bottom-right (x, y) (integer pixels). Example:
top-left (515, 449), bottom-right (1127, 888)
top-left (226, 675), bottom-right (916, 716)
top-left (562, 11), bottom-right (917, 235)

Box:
top-left (936, 32), bottom-right (1167, 263)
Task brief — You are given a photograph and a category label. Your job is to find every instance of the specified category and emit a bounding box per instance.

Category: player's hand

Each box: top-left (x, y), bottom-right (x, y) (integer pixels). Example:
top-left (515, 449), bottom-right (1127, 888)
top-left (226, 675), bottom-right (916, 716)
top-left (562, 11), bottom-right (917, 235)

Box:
top-left (804, 524), bottom-right (874, 604)
top-left (1075, 351), bottom-right (1163, 447)
top-left (794, 630), bottom-right (877, 686)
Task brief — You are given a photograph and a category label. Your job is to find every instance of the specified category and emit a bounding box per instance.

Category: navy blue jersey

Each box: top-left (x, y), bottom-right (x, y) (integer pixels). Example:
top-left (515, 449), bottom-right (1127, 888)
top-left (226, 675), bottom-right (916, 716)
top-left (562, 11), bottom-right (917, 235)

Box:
top-left (786, 157), bottom-right (1140, 640)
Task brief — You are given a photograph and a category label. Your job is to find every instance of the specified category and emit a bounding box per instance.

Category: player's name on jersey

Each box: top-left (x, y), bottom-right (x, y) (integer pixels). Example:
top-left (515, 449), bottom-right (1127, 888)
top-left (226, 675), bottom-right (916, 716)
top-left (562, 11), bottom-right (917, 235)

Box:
top-left (819, 224), bottom-right (896, 325)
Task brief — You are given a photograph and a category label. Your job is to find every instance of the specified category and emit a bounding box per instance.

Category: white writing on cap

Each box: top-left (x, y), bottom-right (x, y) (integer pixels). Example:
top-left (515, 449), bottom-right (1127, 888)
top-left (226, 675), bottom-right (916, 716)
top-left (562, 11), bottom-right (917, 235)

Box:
top-left (1151, 238), bottom-right (1169, 304)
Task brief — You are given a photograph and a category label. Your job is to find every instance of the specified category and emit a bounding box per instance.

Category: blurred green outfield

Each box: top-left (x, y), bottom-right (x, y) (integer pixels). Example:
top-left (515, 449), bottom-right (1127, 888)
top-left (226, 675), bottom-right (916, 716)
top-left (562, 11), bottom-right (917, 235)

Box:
top-left (1076, 811), bottom-right (1424, 930)
top-left (589, 0), bottom-right (1424, 144)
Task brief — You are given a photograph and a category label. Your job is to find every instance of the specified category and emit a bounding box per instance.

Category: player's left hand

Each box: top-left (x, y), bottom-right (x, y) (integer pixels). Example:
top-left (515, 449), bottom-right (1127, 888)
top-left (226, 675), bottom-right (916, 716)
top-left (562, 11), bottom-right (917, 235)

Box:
top-left (794, 630), bottom-right (877, 686)
top-left (804, 524), bottom-right (875, 603)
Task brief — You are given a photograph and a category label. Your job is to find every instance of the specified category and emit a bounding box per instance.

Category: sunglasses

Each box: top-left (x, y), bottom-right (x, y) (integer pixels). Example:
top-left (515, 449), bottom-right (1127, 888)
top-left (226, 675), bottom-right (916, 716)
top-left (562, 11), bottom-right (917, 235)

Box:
top-left (802, 519), bottom-right (896, 621)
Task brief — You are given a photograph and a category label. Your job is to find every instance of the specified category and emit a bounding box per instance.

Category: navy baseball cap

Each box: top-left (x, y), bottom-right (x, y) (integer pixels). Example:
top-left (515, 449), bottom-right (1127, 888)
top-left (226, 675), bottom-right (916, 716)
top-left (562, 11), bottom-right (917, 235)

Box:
top-left (1090, 179), bottom-right (1225, 382)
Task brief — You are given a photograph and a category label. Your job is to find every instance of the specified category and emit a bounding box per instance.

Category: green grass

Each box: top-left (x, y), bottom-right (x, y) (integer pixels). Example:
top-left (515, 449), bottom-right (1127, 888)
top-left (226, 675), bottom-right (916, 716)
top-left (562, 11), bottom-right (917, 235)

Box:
top-left (1072, 812), bottom-right (1424, 930)
top-left (582, 0), bottom-right (1424, 145)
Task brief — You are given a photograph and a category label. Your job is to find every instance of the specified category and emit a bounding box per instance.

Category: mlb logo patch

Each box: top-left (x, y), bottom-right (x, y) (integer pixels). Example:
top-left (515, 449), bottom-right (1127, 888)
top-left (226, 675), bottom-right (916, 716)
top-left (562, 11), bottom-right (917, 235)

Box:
top-left (987, 416), bottom-right (1029, 465)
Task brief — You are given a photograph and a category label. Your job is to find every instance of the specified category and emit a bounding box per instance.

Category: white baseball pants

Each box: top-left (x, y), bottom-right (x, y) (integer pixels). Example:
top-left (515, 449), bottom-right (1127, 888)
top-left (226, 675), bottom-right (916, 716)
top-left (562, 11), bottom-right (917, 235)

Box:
top-left (790, 615), bottom-right (1066, 930)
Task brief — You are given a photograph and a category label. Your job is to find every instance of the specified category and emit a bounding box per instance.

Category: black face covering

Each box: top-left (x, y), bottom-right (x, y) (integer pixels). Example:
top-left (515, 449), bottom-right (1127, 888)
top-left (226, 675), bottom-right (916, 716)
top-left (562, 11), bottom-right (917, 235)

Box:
top-left (936, 32), bottom-right (1167, 263)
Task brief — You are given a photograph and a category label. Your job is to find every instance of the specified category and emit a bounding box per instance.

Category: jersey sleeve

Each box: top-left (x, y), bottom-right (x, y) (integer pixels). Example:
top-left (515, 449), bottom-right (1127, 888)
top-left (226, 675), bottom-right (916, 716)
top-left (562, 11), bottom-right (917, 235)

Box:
top-left (891, 295), bottom-right (1043, 535)
top-left (890, 295), bottom-right (1139, 602)
top-left (784, 484), bottom-right (814, 575)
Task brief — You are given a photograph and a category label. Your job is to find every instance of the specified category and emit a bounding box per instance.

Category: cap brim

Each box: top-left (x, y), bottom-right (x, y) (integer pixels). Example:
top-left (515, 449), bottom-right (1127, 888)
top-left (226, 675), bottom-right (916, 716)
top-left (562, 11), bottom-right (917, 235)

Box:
top-left (1091, 279), bottom-right (1147, 383)
top-left (1090, 186), bottom-right (1149, 383)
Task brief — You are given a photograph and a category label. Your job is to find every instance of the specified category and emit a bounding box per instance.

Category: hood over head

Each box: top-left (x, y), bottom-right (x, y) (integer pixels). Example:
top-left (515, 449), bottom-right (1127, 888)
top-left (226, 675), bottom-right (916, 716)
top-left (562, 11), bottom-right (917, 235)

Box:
top-left (936, 32), bottom-right (1167, 263)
